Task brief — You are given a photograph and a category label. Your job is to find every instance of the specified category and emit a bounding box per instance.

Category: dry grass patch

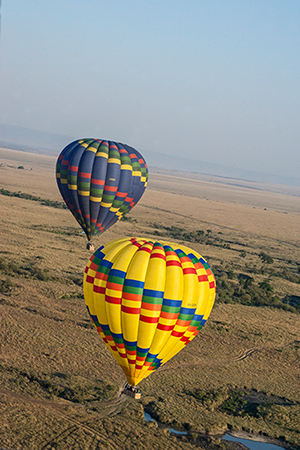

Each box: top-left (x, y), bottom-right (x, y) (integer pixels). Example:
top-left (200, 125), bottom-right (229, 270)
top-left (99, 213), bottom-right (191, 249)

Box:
top-left (0, 148), bottom-right (299, 449)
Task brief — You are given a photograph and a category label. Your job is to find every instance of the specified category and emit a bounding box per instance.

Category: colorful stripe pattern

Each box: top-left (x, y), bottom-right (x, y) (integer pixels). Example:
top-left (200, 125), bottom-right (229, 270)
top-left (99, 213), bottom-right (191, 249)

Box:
top-left (83, 237), bottom-right (216, 386)
top-left (56, 139), bottom-right (148, 240)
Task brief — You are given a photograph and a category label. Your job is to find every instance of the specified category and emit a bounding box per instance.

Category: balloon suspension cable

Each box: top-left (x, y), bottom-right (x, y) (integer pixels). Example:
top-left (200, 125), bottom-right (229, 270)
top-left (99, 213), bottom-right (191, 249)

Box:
top-left (86, 241), bottom-right (95, 252)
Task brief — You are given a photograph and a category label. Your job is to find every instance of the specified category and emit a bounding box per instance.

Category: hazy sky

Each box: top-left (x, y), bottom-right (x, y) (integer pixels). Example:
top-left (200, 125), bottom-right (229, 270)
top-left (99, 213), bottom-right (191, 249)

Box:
top-left (0, 0), bottom-right (299, 178)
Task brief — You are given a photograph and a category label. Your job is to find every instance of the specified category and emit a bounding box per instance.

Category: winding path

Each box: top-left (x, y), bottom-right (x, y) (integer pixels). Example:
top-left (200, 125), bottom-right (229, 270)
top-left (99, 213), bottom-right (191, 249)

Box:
top-left (0, 384), bottom-right (127, 450)
top-left (156, 339), bottom-right (300, 373)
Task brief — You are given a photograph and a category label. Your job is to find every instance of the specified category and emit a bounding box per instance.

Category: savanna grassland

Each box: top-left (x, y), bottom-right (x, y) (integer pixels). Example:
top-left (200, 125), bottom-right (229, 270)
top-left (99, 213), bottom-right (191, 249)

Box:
top-left (0, 147), bottom-right (300, 450)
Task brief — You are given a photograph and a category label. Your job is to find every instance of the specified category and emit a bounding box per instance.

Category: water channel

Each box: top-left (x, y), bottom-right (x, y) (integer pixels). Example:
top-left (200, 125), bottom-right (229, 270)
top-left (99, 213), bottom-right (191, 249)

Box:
top-left (144, 412), bottom-right (285, 450)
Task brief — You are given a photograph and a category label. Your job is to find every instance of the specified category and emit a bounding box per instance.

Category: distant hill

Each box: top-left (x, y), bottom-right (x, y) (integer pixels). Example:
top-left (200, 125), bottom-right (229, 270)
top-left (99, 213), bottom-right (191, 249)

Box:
top-left (1, 123), bottom-right (299, 187)
top-left (0, 123), bottom-right (74, 154)
top-left (141, 150), bottom-right (300, 188)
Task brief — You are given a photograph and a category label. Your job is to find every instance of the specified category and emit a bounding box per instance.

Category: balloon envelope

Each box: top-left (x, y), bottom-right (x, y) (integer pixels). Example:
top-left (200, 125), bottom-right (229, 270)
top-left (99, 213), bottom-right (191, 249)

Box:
top-left (84, 237), bottom-right (216, 386)
top-left (56, 139), bottom-right (148, 240)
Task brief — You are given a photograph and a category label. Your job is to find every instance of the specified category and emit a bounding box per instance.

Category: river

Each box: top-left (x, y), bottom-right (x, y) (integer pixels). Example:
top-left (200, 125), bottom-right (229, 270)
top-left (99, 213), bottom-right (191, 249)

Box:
top-left (144, 412), bottom-right (285, 450)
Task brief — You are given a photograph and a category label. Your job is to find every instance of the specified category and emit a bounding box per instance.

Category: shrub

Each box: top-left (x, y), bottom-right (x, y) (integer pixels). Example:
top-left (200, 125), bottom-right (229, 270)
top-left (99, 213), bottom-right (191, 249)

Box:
top-left (258, 280), bottom-right (273, 292)
top-left (259, 252), bottom-right (274, 264)
top-left (0, 278), bottom-right (17, 294)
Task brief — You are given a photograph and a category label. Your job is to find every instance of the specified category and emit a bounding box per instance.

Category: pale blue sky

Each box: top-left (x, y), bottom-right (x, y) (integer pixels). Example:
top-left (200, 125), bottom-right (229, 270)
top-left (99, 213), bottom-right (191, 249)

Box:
top-left (0, 0), bottom-right (299, 178)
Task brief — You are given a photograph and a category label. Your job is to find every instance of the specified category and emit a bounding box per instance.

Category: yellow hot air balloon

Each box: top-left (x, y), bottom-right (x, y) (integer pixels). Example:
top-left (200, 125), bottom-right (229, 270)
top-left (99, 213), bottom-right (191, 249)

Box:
top-left (83, 237), bottom-right (216, 388)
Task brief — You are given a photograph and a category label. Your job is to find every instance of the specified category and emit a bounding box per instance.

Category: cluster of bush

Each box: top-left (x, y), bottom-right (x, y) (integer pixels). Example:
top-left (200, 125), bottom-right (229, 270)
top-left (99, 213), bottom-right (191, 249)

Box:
top-left (0, 364), bottom-right (116, 403)
top-left (0, 257), bottom-right (55, 282)
top-left (0, 188), bottom-right (67, 209)
top-left (0, 277), bottom-right (17, 294)
top-left (150, 223), bottom-right (258, 254)
top-left (151, 224), bottom-right (217, 244)
top-left (215, 268), bottom-right (299, 313)
top-left (189, 387), bottom-right (289, 420)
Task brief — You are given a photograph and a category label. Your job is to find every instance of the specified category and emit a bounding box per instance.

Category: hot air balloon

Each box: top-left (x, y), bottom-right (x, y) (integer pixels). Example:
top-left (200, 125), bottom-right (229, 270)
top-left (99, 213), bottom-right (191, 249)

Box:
top-left (83, 237), bottom-right (216, 391)
top-left (56, 139), bottom-right (148, 250)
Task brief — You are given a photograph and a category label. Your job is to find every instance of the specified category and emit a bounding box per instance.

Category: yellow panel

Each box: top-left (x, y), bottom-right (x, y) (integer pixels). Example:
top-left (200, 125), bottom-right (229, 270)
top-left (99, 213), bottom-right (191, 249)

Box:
top-left (105, 242), bottom-right (140, 348)
top-left (107, 158), bottom-right (121, 165)
top-left (106, 303), bottom-right (122, 335)
top-left (95, 152), bottom-right (109, 158)
top-left (121, 165), bottom-right (132, 171)
top-left (121, 244), bottom-right (152, 344)
top-left (90, 196), bottom-right (102, 202)
top-left (109, 242), bottom-right (140, 272)
top-left (156, 254), bottom-right (199, 361)
top-left (147, 249), bottom-right (183, 356)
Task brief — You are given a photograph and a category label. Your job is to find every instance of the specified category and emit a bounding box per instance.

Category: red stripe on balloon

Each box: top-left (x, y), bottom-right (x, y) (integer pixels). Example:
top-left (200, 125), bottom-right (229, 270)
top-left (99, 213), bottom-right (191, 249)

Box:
top-left (150, 252), bottom-right (166, 260)
top-left (198, 275), bottom-right (209, 282)
top-left (171, 330), bottom-right (185, 338)
top-left (121, 305), bottom-right (141, 314)
top-left (106, 295), bottom-right (122, 305)
top-left (86, 275), bottom-right (94, 284)
top-left (93, 286), bottom-right (105, 294)
top-left (139, 246), bottom-right (152, 254)
top-left (183, 267), bottom-right (197, 275)
top-left (91, 178), bottom-right (105, 185)
top-left (115, 191), bottom-right (127, 198)
top-left (166, 260), bottom-right (181, 267)
top-left (104, 185), bottom-right (118, 192)
top-left (139, 315), bottom-right (159, 323)
top-left (78, 172), bottom-right (92, 178)
top-left (157, 324), bottom-right (174, 331)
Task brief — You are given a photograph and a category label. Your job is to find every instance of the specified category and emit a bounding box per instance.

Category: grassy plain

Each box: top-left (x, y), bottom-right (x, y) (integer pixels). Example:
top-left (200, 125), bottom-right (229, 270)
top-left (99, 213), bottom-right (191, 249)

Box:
top-left (0, 147), bottom-right (299, 450)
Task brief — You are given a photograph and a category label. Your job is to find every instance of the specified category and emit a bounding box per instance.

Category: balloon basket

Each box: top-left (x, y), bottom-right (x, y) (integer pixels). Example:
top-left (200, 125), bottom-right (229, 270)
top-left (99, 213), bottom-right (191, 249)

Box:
top-left (123, 384), bottom-right (141, 399)
top-left (86, 241), bottom-right (95, 252)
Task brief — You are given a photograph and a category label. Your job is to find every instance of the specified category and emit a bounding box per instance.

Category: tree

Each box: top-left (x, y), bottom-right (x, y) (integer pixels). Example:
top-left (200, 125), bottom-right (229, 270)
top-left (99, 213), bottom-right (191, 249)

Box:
top-left (259, 252), bottom-right (274, 264)
top-left (259, 280), bottom-right (273, 292)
